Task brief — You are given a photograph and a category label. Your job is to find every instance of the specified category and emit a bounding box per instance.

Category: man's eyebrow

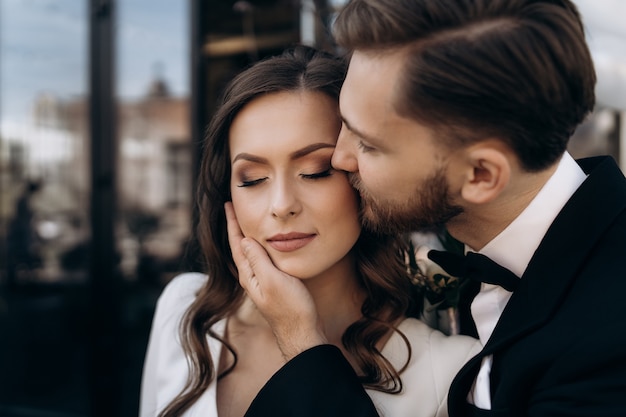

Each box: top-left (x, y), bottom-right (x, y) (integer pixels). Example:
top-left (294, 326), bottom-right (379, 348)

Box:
top-left (232, 143), bottom-right (334, 164)
top-left (340, 114), bottom-right (378, 143)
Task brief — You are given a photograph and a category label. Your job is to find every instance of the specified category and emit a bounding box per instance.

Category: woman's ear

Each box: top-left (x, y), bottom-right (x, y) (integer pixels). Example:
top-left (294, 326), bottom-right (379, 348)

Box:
top-left (460, 144), bottom-right (511, 205)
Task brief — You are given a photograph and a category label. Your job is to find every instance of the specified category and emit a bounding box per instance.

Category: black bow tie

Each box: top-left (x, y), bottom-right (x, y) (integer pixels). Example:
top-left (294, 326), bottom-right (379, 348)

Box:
top-left (427, 250), bottom-right (520, 292)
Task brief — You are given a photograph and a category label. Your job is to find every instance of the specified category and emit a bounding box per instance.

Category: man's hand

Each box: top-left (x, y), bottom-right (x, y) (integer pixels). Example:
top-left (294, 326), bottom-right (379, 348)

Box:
top-left (225, 202), bottom-right (328, 360)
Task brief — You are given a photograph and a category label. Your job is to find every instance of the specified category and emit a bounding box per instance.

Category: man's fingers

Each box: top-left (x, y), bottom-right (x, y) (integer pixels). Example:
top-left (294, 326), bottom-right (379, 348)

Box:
top-left (241, 239), bottom-right (326, 358)
top-left (225, 202), bottom-right (258, 294)
top-left (225, 202), bottom-right (286, 293)
top-left (241, 238), bottom-right (279, 284)
top-left (239, 237), bottom-right (286, 307)
top-left (224, 221), bottom-right (325, 358)
top-left (225, 202), bottom-right (247, 268)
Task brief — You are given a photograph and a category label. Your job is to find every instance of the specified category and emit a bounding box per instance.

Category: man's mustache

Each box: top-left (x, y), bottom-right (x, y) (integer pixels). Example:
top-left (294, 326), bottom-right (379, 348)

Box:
top-left (348, 172), bottom-right (363, 192)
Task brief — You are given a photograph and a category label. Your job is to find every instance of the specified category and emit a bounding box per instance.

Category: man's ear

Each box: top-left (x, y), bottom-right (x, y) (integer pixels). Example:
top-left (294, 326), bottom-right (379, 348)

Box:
top-left (460, 145), bottom-right (511, 205)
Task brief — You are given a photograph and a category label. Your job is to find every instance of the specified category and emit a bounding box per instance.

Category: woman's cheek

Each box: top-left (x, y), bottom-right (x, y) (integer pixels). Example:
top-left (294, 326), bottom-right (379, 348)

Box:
top-left (232, 202), bottom-right (257, 239)
top-left (230, 194), bottom-right (249, 235)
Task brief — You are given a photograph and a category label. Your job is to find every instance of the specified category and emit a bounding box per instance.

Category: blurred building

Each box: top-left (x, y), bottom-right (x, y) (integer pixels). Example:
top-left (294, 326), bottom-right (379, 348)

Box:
top-left (18, 74), bottom-right (193, 285)
top-left (117, 76), bottom-right (192, 282)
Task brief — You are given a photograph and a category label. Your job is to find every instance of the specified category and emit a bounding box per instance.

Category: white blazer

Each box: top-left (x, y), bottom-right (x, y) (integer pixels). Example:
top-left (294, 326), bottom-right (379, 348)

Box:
top-left (140, 273), bottom-right (481, 417)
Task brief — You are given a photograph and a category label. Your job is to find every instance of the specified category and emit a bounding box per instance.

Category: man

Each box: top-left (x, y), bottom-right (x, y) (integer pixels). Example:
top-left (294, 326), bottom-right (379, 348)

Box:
top-left (228, 0), bottom-right (626, 416)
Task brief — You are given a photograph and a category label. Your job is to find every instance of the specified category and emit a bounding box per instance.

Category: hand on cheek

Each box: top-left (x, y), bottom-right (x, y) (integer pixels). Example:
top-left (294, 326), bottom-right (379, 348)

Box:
top-left (225, 202), bottom-right (328, 360)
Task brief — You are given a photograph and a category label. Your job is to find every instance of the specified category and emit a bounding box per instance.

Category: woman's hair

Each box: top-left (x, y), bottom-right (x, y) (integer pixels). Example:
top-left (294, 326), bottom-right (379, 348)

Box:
top-left (333, 0), bottom-right (596, 172)
top-left (159, 45), bottom-right (414, 416)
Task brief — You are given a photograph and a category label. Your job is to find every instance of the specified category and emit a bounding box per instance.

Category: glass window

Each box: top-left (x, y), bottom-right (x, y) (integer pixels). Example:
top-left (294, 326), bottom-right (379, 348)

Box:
top-left (0, 1), bottom-right (191, 415)
top-left (1, 0), bottom-right (90, 287)
top-left (0, 1), bottom-right (90, 414)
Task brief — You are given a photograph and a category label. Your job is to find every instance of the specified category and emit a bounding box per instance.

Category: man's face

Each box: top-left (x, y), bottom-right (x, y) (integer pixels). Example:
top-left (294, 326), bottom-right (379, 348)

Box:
top-left (332, 49), bottom-right (463, 233)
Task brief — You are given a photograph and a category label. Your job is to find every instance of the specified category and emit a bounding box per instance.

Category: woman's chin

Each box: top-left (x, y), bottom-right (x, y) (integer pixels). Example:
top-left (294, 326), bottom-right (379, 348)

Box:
top-left (270, 258), bottom-right (314, 281)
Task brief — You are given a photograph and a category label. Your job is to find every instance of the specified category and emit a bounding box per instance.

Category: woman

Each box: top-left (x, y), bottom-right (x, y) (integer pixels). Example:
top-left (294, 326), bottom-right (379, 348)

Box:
top-left (140, 46), bottom-right (479, 417)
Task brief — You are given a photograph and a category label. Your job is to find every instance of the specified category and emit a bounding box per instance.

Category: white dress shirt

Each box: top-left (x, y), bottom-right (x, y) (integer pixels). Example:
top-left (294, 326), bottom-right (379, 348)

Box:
top-left (467, 152), bottom-right (587, 409)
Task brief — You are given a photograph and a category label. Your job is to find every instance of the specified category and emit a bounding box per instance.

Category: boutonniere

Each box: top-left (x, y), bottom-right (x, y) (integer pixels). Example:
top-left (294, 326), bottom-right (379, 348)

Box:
top-left (406, 230), bottom-right (466, 335)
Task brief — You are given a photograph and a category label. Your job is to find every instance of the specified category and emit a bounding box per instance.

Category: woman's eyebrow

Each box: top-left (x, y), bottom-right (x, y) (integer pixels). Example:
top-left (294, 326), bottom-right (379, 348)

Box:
top-left (232, 153), bottom-right (268, 164)
top-left (232, 143), bottom-right (334, 164)
top-left (289, 143), bottom-right (335, 160)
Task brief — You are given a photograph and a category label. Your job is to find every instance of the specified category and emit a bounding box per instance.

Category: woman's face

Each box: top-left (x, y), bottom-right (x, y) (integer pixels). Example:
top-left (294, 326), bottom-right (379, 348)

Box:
top-left (229, 90), bottom-right (361, 280)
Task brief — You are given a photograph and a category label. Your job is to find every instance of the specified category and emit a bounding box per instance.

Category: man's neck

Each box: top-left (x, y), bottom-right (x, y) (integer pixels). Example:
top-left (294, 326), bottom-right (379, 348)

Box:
top-left (448, 162), bottom-right (559, 251)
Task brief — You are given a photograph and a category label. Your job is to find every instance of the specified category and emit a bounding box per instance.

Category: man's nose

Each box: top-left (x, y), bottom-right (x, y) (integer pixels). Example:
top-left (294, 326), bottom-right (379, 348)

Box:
top-left (331, 126), bottom-right (358, 172)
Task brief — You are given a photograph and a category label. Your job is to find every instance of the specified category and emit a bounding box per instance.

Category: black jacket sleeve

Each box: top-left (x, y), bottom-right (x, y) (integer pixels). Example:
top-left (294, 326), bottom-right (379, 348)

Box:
top-left (245, 345), bottom-right (380, 417)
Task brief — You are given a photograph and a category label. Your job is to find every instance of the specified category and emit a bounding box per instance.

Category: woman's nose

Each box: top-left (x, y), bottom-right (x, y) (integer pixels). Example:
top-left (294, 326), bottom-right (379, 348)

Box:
top-left (270, 181), bottom-right (302, 220)
top-left (331, 126), bottom-right (358, 173)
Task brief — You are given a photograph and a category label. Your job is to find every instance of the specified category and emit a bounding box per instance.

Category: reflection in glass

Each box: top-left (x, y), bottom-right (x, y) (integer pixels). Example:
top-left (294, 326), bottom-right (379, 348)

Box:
top-left (1, 1), bottom-right (90, 286)
top-left (116, 0), bottom-right (192, 287)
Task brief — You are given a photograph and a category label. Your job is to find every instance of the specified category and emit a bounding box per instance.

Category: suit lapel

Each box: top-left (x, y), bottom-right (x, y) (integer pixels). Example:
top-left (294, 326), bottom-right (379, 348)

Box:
top-left (484, 156), bottom-right (626, 354)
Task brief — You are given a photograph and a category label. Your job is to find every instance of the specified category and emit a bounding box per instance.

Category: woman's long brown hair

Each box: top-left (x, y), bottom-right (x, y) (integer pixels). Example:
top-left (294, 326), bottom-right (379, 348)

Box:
top-left (159, 45), bottom-right (415, 416)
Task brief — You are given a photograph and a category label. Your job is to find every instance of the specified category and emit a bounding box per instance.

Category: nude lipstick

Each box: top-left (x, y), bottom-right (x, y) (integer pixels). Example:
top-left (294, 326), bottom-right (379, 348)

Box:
top-left (267, 232), bottom-right (315, 252)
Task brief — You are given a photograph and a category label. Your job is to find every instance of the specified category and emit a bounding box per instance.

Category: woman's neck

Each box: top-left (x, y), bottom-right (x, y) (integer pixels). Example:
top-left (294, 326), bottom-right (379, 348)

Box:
top-left (304, 268), bottom-right (366, 345)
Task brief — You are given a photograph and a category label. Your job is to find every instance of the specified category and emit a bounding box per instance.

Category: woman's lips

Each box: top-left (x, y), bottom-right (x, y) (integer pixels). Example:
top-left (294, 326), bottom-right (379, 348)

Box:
top-left (267, 233), bottom-right (316, 252)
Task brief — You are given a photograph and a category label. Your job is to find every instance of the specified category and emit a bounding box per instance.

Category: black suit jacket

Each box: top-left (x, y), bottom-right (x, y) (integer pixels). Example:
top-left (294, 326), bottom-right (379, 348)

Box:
top-left (245, 156), bottom-right (626, 417)
top-left (448, 156), bottom-right (626, 417)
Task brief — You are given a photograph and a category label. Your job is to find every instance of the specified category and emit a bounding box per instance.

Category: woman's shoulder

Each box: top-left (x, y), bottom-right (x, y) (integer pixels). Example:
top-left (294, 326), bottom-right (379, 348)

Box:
top-left (141, 273), bottom-right (212, 417)
top-left (381, 317), bottom-right (480, 373)
top-left (153, 272), bottom-right (208, 324)
top-left (397, 317), bottom-right (481, 359)
top-left (367, 318), bottom-right (480, 417)
top-left (159, 272), bottom-right (207, 300)
top-left (398, 317), bottom-right (481, 395)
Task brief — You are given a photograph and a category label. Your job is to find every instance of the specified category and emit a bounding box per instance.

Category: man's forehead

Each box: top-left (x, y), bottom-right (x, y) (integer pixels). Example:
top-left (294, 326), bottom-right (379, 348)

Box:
top-left (341, 51), bottom-right (404, 118)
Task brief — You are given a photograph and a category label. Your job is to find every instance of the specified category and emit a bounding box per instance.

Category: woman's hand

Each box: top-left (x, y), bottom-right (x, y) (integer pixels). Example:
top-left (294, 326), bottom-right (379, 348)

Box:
top-left (225, 202), bottom-right (328, 360)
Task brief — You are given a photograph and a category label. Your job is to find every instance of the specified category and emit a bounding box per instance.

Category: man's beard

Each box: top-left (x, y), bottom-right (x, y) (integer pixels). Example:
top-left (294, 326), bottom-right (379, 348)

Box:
top-left (349, 167), bottom-right (463, 234)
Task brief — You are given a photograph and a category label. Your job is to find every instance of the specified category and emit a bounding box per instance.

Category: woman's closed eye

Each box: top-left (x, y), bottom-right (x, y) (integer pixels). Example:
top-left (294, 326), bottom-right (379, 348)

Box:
top-left (301, 168), bottom-right (332, 180)
top-left (237, 177), bottom-right (267, 187)
top-left (236, 166), bottom-right (332, 187)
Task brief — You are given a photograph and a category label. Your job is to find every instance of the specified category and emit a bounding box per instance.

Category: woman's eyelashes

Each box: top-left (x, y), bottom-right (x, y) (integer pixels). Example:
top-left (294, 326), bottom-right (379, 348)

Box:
top-left (238, 177), bottom-right (267, 187)
top-left (236, 167), bottom-right (333, 188)
top-left (301, 168), bottom-right (332, 180)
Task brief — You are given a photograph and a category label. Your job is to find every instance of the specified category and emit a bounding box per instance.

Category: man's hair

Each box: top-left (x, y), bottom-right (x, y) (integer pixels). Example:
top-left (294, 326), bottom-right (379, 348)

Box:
top-left (334, 0), bottom-right (596, 171)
